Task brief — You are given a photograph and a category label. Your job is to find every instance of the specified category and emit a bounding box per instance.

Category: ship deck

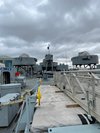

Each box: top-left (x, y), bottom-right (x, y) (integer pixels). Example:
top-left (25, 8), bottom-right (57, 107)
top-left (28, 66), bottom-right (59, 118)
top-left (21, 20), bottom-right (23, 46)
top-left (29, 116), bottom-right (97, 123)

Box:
top-left (31, 84), bottom-right (86, 133)
top-left (0, 77), bottom-right (99, 133)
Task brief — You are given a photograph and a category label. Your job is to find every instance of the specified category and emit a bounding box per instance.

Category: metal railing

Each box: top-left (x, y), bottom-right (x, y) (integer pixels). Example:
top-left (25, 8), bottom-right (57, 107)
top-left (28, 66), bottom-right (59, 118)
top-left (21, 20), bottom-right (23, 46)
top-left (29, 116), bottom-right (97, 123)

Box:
top-left (15, 81), bottom-right (39, 133)
top-left (54, 70), bottom-right (100, 122)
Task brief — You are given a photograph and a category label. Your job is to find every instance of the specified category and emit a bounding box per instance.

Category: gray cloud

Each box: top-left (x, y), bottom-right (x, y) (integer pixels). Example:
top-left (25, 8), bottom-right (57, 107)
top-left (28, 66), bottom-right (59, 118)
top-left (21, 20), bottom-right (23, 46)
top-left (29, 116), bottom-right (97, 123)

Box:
top-left (0, 0), bottom-right (100, 64)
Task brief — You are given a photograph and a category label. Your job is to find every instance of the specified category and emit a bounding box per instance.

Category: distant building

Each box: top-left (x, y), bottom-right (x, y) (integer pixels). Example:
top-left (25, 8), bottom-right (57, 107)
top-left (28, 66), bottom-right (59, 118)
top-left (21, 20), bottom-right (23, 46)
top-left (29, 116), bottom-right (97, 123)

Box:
top-left (71, 51), bottom-right (98, 69)
top-left (40, 54), bottom-right (68, 72)
top-left (0, 56), bottom-right (13, 68)
top-left (35, 64), bottom-right (42, 73)
top-left (57, 64), bottom-right (68, 71)
top-left (13, 53), bottom-right (37, 76)
top-left (40, 54), bottom-right (58, 71)
top-left (97, 64), bottom-right (100, 69)
top-left (13, 53), bottom-right (37, 66)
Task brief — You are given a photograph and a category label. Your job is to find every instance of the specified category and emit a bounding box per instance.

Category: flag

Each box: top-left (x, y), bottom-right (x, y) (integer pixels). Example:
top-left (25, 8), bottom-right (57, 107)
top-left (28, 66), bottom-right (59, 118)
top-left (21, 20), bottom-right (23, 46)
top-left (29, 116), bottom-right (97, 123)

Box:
top-left (47, 46), bottom-right (49, 50)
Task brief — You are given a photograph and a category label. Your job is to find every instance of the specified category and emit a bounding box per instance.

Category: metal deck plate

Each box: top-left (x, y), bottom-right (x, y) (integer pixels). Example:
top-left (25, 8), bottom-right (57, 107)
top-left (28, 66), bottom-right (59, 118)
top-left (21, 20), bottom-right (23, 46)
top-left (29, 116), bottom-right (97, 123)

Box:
top-left (48, 124), bottom-right (100, 133)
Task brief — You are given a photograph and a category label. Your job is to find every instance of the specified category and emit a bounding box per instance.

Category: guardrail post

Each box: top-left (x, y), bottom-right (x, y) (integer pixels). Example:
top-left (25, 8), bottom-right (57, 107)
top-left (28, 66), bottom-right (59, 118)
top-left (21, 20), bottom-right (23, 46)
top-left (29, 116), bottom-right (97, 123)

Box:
top-left (91, 73), bottom-right (96, 108)
top-left (26, 96), bottom-right (30, 133)
top-left (86, 91), bottom-right (91, 115)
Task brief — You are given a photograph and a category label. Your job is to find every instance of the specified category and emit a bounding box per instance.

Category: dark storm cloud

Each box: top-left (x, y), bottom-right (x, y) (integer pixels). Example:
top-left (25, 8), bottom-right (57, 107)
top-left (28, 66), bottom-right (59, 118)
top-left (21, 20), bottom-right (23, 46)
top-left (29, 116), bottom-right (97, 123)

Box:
top-left (0, 0), bottom-right (100, 64)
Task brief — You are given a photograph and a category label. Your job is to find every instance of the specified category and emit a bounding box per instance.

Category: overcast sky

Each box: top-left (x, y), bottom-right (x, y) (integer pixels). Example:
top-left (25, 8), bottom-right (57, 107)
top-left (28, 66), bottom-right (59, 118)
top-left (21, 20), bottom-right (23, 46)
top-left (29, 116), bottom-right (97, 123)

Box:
top-left (0, 0), bottom-right (100, 65)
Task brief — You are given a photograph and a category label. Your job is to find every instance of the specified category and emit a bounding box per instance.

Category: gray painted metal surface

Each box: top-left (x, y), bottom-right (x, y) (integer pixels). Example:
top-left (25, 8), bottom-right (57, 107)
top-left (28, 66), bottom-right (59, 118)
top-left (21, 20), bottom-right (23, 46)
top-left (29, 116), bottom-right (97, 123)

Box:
top-left (71, 55), bottom-right (98, 65)
top-left (0, 93), bottom-right (19, 103)
top-left (0, 83), bottom-right (21, 97)
top-left (15, 81), bottom-right (39, 133)
top-left (0, 93), bottom-right (20, 127)
top-left (41, 54), bottom-right (68, 71)
top-left (15, 95), bottom-right (36, 133)
top-left (15, 76), bottom-right (26, 88)
top-left (0, 67), bottom-right (16, 84)
top-left (48, 124), bottom-right (100, 133)
top-left (13, 57), bottom-right (37, 66)
top-left (0, 78), bottom-right (38, 133)
top-left (0, 57), bottom-right (13, 68)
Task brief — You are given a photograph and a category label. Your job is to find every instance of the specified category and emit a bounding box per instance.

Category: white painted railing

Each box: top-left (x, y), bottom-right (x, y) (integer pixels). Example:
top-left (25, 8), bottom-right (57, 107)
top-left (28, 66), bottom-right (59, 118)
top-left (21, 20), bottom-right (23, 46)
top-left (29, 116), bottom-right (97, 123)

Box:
top-left (54, 70), bottom-right (100, 122)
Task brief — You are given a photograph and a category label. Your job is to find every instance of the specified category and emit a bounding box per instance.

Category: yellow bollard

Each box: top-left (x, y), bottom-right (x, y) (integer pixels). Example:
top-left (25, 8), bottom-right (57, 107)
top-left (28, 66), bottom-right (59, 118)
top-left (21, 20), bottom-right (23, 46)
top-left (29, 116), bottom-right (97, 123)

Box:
top-left (37, 86), bottom-right (42, 106)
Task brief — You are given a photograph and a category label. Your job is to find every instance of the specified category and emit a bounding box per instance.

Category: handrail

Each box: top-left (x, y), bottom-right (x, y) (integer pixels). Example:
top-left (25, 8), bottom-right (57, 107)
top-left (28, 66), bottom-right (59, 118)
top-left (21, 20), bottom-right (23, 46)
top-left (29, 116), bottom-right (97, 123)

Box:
top-left (15, 80), bottom-right (39, 133)
top-left (54, 70), bottom-right (100, 122)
